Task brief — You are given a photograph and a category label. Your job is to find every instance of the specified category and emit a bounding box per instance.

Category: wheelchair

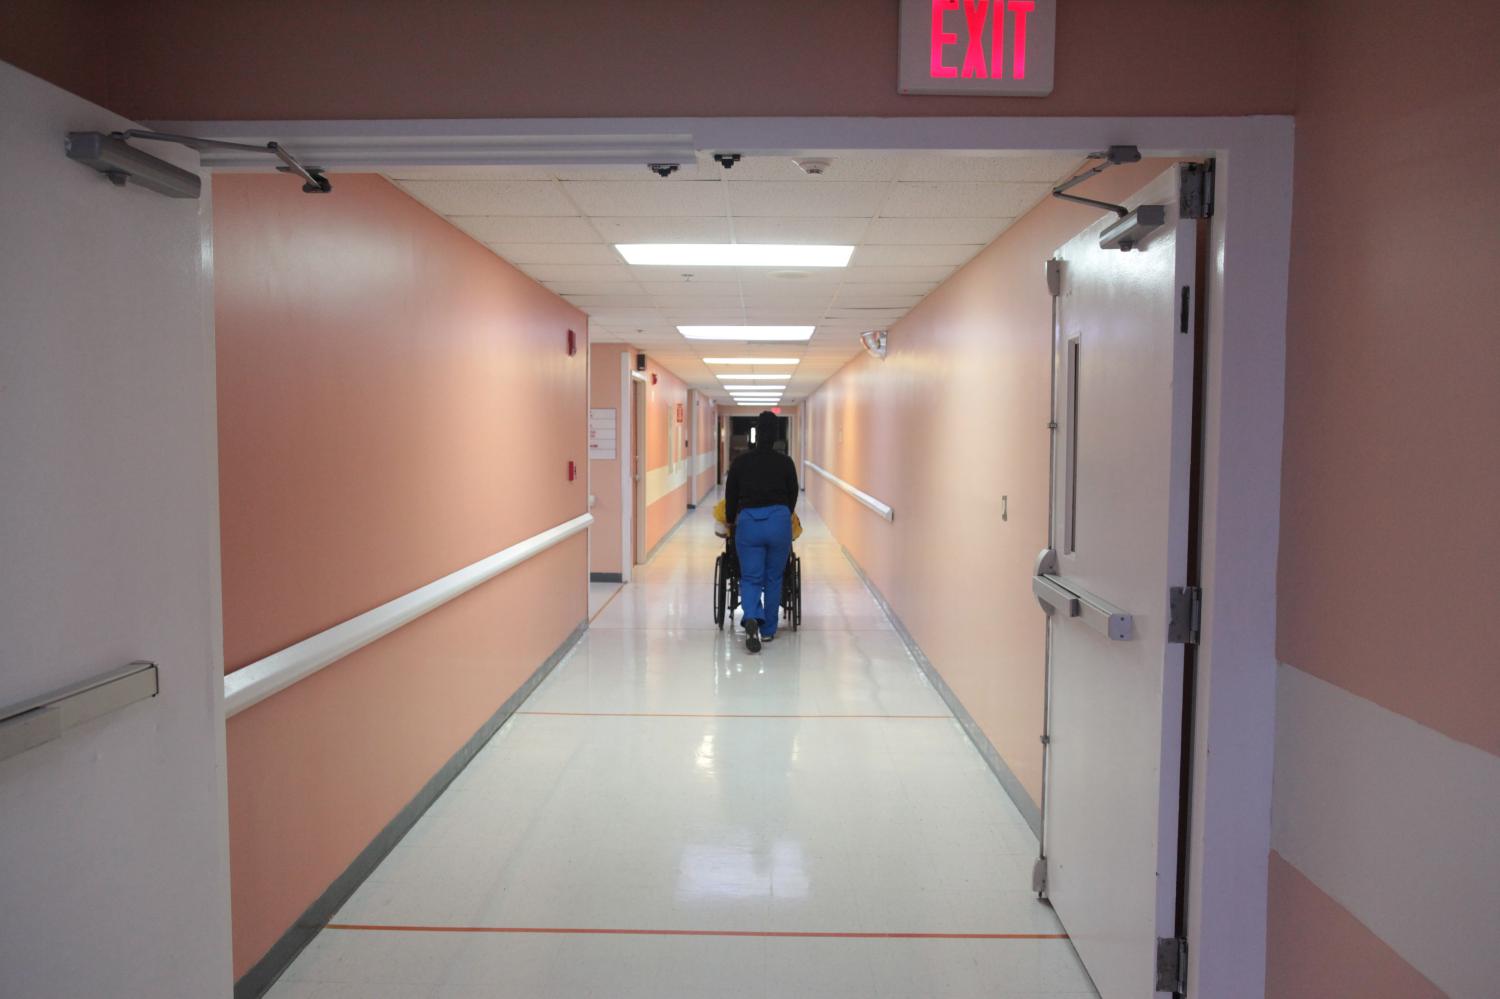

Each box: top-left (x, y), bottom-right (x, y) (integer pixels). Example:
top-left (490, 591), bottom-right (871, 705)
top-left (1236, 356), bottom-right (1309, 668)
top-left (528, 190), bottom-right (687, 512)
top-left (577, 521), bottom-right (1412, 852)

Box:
top-left (713, 528), bottom-right (801, 633)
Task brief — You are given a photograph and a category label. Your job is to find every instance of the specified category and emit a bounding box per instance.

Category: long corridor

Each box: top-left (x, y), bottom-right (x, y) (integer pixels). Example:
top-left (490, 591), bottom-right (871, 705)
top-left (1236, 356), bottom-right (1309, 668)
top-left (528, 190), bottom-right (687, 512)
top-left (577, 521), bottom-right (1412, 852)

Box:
top-left (267, 499), bottom-right (1095, 998)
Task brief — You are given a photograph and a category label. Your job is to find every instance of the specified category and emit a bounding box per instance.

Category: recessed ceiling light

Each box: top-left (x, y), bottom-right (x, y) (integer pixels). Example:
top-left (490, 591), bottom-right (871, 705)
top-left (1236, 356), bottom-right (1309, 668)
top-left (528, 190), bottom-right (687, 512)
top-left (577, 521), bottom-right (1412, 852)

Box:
top-left (679, 326), bottom-right (814, 342)
top-left (617, 244), bottom-right (853, 267)
top-left (717, 374), bottom-right (791, 381)
top-left (703, 358), bottom-right (801, 366)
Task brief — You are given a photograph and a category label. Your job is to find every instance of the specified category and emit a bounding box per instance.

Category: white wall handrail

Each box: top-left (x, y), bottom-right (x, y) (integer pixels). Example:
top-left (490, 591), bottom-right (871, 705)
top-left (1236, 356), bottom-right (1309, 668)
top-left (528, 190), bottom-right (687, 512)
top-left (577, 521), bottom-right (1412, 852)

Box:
top-left (804, 461), bottom-right (894, 522)
top-left (224, 512), bottom-right (593, 717)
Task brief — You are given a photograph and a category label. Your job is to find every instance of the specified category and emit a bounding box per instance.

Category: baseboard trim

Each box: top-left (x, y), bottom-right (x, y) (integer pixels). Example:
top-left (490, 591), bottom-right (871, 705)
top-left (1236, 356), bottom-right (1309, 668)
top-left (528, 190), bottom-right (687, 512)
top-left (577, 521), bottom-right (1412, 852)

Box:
top-left (589, 572), bottom-right (623, 583)
top-left (234, 619), bottom-right (589, 999)
top-left (839, 546), bottom-right (1042, 836)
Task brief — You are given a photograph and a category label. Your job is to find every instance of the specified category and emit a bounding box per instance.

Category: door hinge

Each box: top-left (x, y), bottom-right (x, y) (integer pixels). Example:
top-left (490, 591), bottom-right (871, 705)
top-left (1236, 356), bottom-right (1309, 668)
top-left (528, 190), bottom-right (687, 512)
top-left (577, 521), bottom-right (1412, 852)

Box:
top-left (1167, 586), bottom-right (1202, 644)
top-left (1180, 160), bottom-right (1215, 220)
top-left (1031, 856), bottom-right (1048, 894)
top-left (1156, 936), bottom-right (1187, 993)
top-left (1046, 259), bottom-right (1064, 297)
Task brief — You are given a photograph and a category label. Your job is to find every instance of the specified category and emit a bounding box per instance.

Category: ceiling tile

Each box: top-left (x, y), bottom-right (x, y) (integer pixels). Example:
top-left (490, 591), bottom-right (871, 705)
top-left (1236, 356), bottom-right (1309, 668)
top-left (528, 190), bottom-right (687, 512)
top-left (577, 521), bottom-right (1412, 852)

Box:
top-left (851, 244), bottom-right (982, 266)
top-left (398, 180), bottom-right (576, 216)
top-left (844, 265), bottom-right (955, 283)
top-left (710, 153), bottom-right (904, 182)
top-left (729, 217), bottom-right (870, 244)
top-left (862, 217), bottom-right (1013, 244)
top-left (562, 180), bottom-right (726, 217)
top-left (836, 282), bottom-right (938, 297)
top-left (487, 243), bottom-right (623, 264)
top-left (880, 181), bottom-right (1054, 218)
top-left (647, 294), bottom-right (746, 308)
top-left (589, 217), bottom-right (733, 243)
top-left (552, 163), bottom-right (708, 181)
top-left (521, 263), bottom-right (636, 283)
top-left (832, 293), bottom-right (927, 309)
top-left (542, 281), bottom-right (644, 296)
top-left (727, 182), bottom-right (888, 219)
top-left (632, 279), bottom-right (741, 296)
top-left (563, 294), bottom-right (660, 308)
top-left (896, 153), bottom-right (1085, 183)
top-left (454, 217), bottom-right (601, 243)
top-left (385, 166), bottom-right (557, 181)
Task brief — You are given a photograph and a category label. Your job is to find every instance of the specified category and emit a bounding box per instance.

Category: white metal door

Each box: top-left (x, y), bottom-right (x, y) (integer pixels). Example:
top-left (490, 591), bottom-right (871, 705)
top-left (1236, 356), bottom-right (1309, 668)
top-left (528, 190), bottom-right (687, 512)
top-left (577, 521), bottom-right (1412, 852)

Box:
top-left (1038, 165), bottom-right (1198, 998)
top-left (0, 65), bottom-right (232, 994)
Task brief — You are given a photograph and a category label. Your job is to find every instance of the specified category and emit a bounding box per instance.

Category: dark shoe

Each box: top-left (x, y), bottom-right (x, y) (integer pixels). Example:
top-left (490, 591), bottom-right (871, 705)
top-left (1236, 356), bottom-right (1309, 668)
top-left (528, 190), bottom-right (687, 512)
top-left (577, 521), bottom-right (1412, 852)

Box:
top-left (745, 619), bottom-right (761, 654)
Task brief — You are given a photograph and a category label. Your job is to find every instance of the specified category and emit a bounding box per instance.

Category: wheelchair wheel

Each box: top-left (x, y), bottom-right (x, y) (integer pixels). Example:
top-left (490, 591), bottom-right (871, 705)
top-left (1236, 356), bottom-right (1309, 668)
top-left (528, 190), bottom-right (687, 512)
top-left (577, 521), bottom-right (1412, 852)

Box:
top-left (713, 554), bottom-right (727, 629)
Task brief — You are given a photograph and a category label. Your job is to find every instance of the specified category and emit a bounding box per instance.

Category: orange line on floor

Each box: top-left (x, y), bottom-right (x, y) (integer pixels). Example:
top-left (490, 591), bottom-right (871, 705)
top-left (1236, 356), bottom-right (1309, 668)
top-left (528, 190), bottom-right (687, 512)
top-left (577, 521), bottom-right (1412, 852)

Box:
top-left (325, 924), bottom-right (1067, 940)
top-left (515, 710), bottom-right (952, 720)
top-left (588, 584), bottom-right (626, 623)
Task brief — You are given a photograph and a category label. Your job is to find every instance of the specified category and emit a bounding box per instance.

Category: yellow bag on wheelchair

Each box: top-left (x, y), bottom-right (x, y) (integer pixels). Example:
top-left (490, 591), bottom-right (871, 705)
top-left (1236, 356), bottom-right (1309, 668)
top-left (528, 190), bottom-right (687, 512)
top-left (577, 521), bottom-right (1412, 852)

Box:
top-left (714, 499), bottom-right (801, 541)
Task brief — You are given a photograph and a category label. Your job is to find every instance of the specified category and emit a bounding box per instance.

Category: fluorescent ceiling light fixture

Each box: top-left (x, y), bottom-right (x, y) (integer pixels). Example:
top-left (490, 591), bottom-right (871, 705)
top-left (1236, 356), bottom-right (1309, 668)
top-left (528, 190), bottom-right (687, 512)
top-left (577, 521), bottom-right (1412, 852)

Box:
top-left (717, 374), bottom-right (791, 381)
top-left (617, 244), bottom-right (853, 267)
top-left (679, 326), bottom-right (814, 342)
top-left (703, 357), bottom-right (801, 366)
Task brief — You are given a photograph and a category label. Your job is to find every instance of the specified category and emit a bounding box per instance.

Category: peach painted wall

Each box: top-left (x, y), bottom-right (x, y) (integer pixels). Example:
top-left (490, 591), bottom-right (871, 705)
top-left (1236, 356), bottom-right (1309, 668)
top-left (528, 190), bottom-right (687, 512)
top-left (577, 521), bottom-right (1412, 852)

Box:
top-left (215, 174), bottom-right (588, 977)
top-left (589, 343), bottom-right (628, 576)
top-left (1, 0), bottom-right (1296, 122)
top-left (1265, 852), bottom-right (1443, 998)
top-left (691, 393), bottom-right (718, 503)
top-left (1267, 3), bottom-right (1500, 994)
top-left (805, 162), bottom-right (1169, 807)
top-left (640, 357), bottom-right (691, 555)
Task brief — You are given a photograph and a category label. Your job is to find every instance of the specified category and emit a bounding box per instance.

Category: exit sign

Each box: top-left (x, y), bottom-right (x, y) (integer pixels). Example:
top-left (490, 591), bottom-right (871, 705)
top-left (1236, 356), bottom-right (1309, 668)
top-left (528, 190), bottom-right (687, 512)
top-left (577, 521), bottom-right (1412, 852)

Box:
top-left (898, 0), bottom-right (1056, 96)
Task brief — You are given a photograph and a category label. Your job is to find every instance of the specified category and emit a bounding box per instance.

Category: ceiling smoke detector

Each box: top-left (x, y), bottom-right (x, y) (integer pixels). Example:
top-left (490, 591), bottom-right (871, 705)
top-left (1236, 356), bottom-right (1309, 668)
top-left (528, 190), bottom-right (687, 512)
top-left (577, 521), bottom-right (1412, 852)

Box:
top-left (794, 158), bottom-right (832, 176)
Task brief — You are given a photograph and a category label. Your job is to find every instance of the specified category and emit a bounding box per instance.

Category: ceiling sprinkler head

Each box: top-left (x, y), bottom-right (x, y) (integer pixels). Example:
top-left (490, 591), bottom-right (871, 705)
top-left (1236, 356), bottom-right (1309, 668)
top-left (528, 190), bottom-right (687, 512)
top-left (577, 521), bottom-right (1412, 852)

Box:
top-left (794, 158), bottom-right (832, 176)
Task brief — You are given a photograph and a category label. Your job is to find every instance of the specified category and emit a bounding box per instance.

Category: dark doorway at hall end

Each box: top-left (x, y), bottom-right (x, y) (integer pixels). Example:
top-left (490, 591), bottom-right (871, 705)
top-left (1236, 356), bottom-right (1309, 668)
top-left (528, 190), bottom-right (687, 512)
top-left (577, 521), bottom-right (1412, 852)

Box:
top-left (727, 414), bottom-right (789, 466)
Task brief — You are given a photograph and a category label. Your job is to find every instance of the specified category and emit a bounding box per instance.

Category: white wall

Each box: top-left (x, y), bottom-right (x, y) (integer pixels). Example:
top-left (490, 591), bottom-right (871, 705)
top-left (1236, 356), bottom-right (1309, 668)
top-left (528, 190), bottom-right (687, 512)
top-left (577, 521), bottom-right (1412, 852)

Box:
top-left (0, 62), bottom-right (232, 996)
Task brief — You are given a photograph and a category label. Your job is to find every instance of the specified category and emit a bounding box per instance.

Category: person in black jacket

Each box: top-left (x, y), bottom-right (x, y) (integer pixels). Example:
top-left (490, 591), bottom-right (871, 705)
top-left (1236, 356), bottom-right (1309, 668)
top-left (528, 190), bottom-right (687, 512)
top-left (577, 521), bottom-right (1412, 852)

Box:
top-left (724, 410), bottom-right (799, 653)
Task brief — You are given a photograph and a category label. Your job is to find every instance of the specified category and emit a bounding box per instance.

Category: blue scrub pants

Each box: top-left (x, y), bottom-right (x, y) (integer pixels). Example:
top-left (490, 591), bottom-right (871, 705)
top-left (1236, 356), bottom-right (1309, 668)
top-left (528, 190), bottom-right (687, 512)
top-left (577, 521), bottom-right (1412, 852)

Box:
top-left (735, 505), bottom-right (792, 637)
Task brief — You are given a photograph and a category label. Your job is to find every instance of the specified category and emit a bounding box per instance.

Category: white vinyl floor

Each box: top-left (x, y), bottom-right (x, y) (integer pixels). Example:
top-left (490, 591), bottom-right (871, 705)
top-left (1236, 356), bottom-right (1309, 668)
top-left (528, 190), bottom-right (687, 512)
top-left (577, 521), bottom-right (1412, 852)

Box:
top-left (267, 498), bottom-right (1096, 998)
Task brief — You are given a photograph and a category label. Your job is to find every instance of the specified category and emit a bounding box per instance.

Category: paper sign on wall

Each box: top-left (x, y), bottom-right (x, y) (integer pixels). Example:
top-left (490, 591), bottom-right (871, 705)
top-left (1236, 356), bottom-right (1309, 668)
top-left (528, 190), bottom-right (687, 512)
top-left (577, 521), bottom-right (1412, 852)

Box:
top-left (588, 408), bottom-right (617, 460)
top-left (898, 0), bottom-right (1056, 97)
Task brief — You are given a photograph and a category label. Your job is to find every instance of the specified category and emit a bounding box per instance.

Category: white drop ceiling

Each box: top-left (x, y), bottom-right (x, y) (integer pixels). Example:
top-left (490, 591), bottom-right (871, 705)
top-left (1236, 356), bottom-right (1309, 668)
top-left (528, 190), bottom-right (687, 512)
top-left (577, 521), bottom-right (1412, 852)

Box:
top-left (388, 151), bottom-right (1083, 403)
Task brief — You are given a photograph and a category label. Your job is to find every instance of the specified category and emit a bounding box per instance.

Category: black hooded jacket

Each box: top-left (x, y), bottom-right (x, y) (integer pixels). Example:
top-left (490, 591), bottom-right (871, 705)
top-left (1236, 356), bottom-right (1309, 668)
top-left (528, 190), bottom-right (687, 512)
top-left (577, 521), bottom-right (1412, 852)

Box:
top-left (725, 411), bottom-right (799, 524)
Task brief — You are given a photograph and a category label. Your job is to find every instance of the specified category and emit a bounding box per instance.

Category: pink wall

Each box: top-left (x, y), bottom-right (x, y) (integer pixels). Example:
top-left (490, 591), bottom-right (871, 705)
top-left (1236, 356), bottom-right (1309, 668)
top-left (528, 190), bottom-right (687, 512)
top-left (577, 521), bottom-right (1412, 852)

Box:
top-left (1276, 0), bottom-right (1500, 757)
top-left (641, 358), bottom-right (691, 555)
top-left (1, 0), bottom-right (1296, 122)
top-left (692, 393), bottom-right (718, 503)
top-left (805, 162), bottom-right (1167, 804)
top-left (589, 344), bottom-right (628, 576)
top-left (1265, 853), bottom-right (1442, 998)
top-left (1267, 2), bottom-right (1500, 993)
top-left (215, 174), bottom-right (588, 977)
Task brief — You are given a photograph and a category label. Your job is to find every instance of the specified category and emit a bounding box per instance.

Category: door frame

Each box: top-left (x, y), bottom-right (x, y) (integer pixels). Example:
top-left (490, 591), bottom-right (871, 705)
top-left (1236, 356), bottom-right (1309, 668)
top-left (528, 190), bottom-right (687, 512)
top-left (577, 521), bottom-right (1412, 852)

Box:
top-left (172, 114), bottom-right (1293, 997)
top-left (633, 364), bottom-right (648, 565)
top-left (618, 350), bottom-right (634, 583)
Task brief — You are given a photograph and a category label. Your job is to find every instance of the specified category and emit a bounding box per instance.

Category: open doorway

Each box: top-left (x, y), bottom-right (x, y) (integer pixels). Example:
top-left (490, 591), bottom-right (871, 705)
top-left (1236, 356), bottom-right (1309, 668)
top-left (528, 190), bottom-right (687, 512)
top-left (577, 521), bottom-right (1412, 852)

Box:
top-left (160, 121), bottom-right (1290, 997)
top-left (726, 413), bottom-right (789, 465)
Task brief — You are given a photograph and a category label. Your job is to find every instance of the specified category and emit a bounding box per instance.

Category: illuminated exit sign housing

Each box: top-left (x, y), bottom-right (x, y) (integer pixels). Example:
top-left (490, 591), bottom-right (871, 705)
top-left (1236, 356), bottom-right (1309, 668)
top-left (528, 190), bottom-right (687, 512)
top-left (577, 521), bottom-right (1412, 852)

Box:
top-left (898, 0), bottom-right (1056, 96)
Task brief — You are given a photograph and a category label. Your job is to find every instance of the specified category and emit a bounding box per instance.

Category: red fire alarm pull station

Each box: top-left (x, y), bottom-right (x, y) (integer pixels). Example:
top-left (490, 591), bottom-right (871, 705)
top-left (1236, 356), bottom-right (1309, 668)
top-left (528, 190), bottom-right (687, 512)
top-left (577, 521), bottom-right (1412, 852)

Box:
top-left (650, 373), bottom-right (658, 385)
top-left (568, 460), bottom-right (577, 481)
top-left (566, 329), bottom-right (577, 356)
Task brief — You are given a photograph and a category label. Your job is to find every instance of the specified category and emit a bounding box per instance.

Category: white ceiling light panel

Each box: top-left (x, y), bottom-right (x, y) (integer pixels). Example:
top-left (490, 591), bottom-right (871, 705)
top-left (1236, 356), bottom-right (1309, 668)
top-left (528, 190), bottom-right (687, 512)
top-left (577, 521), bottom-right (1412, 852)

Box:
top-left (616, 244), bottom-right (853, 267)
top-left (678, 326), bottom-right (815, 342)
